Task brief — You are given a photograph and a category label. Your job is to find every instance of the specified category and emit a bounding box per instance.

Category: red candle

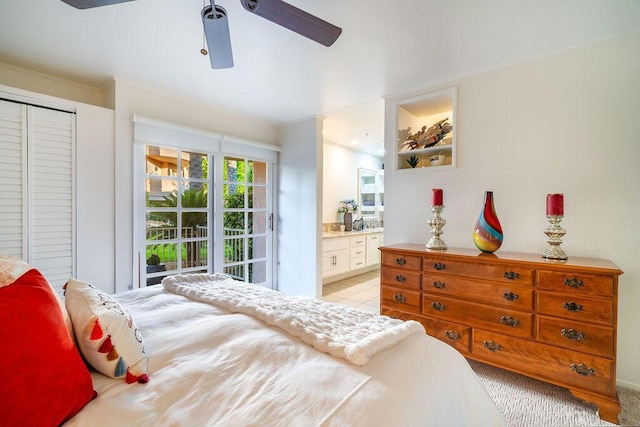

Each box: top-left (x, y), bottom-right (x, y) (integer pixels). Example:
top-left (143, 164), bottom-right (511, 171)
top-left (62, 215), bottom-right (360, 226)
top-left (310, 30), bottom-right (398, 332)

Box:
top-left (546, 193), bottom-right (564, 216)
top-left (432, 188), bottom-right (443, 206)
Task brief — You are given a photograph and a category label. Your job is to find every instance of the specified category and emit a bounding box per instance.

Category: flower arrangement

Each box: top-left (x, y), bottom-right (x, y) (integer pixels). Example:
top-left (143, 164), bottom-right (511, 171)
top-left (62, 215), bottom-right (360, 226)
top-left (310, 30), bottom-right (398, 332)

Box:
top-left (403, 118), bottom-right (453, 150)
top-left (337, 199), bottom-right (358, 213)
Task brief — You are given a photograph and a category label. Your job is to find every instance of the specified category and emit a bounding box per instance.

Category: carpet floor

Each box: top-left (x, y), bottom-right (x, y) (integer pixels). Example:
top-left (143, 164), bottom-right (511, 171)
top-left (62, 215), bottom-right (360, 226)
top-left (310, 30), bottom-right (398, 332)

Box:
top-left (469, 360), bottom-right (640, 426)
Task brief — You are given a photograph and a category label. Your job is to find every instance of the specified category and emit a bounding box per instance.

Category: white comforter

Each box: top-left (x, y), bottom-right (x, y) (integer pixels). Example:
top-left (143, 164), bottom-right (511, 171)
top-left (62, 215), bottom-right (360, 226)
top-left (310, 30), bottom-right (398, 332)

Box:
top-left (66, 285), bottom-right (504, 426)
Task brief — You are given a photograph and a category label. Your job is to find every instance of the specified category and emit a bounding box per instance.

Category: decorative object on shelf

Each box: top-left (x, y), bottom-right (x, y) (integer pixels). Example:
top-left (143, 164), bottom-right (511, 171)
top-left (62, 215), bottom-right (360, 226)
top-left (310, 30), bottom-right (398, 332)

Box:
top-left (426, 189), bottom-right (447, 250)
top-left (429, 153), bottom-right (445, 166)
top-left (406, 155), bottom-right (420, 168)
top-left (337, 199), bottom-right (358, 232)
top-left (401, 118), bottom-right (453, 151)
top-left (473, 191), bottom-right (503, 253)
top-left (543, 193), bottom-right (568, 260)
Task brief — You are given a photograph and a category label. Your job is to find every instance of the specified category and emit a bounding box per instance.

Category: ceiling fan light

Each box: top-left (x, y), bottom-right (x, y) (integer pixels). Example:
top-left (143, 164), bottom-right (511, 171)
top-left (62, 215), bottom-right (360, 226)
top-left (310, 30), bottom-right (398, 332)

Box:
top-left (202, 2), bottom-right (234, 69)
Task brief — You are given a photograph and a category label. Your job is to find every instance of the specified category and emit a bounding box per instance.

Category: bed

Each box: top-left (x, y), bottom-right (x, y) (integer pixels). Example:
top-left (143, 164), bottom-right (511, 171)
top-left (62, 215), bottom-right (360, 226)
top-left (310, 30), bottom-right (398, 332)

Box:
top-left (0, 260), bottom-right (504, 426)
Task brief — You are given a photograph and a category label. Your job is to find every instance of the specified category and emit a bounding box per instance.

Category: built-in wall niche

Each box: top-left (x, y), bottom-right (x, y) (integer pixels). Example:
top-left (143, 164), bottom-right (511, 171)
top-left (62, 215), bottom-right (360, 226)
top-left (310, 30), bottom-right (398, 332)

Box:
top-left (387, 87), bottom-right (457, 172)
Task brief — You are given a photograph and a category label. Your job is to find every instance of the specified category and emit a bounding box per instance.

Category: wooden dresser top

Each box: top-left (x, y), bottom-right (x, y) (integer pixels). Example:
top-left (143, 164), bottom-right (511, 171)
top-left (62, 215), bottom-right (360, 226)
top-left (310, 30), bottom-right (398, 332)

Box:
top-left (379, 244), bottom-right (623, 275)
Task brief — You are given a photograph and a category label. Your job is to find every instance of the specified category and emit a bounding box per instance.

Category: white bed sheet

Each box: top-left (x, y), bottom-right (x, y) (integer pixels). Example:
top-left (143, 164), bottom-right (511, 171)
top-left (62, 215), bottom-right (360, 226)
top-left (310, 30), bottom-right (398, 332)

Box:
top-left (66, 286), bottom-right (504, 426)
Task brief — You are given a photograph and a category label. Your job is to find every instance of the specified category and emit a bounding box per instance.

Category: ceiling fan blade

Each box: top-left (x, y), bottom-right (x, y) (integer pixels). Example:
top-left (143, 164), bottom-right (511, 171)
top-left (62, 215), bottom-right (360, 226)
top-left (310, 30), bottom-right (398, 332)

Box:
top-left (60, 0), bottom-right (136, 9)
top-left (202, 2), bottom-right (234, 69)
top-left (240, 0), bottom-right (341, 47)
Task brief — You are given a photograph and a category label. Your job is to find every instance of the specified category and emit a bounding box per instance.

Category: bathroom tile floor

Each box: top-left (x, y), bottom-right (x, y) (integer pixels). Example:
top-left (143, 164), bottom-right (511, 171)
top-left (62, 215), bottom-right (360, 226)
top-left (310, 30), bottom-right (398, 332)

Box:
top-left (321, 269), bottom-right (380, 313)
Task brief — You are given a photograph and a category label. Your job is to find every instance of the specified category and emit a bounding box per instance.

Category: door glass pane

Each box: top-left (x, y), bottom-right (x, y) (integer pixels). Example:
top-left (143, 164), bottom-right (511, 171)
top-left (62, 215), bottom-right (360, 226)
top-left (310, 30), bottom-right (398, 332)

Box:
top-left (183, 240), bottom-right (208, 269)
top-left (250, 261), bottom-right (267, 284)
top-left (146, 178), bottom-right (177, 207)
top-left (224, 184), bottom-right (245, 208)
top-left (181, 212), bottom-right (207, 238)
top-left (250, 186), bottom-right (267, 209)
top-left (249, 211), bottom-right (267, 234)
top-left (249, 236), bottom-right (266, 259)
top-left (182, 151), bottom-right (208, 179)
top-left (225, 237), bottom-right (244, 263)
top-left (224, 212), bottom-right (244, 235)
top-left (224, 264), bottom-right (244, 281)
top-left (146, 212), bottom-right (177, 237)
top-left (223, 157), bottom-right (243, 182)
top-left (248, 160), bottom-right (267, 184)
top-left (146, 146), bottom-right (178, 177)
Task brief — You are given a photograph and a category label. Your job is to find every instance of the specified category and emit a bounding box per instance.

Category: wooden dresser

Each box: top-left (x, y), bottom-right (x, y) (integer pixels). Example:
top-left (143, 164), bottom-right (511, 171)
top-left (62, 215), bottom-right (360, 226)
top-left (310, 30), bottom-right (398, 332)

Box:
top-left (379, 244), bottom-right (623, 424)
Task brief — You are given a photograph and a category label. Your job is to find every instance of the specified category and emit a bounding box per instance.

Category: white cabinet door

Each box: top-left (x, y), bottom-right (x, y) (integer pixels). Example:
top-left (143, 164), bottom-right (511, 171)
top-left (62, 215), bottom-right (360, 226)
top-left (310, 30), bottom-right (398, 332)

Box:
top-left (322, 237), bottom-right (350, 277)
top-left (366, 234), bottom-right (382, 266)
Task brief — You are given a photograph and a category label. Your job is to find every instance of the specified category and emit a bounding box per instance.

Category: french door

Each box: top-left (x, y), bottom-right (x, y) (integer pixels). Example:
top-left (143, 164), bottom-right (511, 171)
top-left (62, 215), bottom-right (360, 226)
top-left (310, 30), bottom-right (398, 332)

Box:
top-left (221, 156), bottom-right (272, 286)
top-left (136, 143), bottom-right (275, 288)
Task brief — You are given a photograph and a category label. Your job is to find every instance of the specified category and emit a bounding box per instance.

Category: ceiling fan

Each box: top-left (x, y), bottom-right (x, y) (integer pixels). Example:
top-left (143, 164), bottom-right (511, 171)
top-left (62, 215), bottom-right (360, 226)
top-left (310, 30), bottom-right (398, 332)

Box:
top-left (60, 0), bottom-right (342, 69)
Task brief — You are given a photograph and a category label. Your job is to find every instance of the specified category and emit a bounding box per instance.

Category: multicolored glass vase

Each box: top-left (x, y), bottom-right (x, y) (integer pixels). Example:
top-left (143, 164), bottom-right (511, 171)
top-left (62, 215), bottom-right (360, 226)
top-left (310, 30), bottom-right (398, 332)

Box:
top-left (473, 191), bottom-right (503, 253)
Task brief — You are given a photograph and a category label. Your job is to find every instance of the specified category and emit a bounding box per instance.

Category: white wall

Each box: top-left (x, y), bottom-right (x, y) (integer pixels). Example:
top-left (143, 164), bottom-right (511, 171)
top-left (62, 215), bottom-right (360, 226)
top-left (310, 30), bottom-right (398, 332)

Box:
top-left (322, 142), bottom-right (382, 223)
top-left (111, 80), bottom-right (279, 292)
top-left (384, 32), bottom-right (640, 388)
top-left (0, 62), bottom-right (105, 107)
top-left (278, 117), bottom-right (323, 298)
top-left (75, 103), bottom-right (115, 291)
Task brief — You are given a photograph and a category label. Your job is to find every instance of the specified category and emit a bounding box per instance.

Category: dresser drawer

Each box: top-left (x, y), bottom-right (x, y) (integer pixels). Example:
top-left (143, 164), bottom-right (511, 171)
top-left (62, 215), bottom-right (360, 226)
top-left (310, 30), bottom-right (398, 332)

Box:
top-left (421, 317), bottom-right (471, 354)
top-left (473, 330), bottom-right (615, 396)
top-left (381, 268), bottom-right (421, 291)
top-left (537, 291), bottom-right (614, 325)
top-left (537, 270), bottom-right (615, 297)
top-left (537, 315), bottom-right (614, 358)
top-left (381, 286), bottom-right (421, 312)
top-left (382, 252), bottom-right (422, 270)
top-left (381, 306), bottom-right (424, 322)
top-left (422, 294), bottom-right (533, 339)
top-left (423, 273), bottom-right (533, 310)
top-left (422, 257), bottom-right (534, 285)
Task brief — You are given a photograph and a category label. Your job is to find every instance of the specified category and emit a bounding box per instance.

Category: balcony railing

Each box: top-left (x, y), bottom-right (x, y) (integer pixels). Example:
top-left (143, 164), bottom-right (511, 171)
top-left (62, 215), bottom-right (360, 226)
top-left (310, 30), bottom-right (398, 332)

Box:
top-left (145, 226), bottom-right (245, 283)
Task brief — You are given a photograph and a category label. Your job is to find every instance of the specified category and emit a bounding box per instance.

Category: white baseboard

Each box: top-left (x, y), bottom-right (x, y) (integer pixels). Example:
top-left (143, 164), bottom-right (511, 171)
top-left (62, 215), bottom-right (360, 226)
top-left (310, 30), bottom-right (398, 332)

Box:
top-left (617, 379), bottom-right (640, 391)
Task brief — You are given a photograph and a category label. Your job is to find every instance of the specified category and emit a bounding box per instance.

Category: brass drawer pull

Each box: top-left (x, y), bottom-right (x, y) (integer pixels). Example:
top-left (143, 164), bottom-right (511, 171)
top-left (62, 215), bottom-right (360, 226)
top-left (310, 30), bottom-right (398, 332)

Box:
top-left (503, 292), bottom-right (519, 301)
top-left (563, 302), bottom-right (583, 312)
top-left (561, 328), bottom-right (585, 341)
top-left (393, 293), bottom-right (406, 303)
top-left (431, 301), bottom-right (446, 311)
top-left (483, 340), bottom-right (501, 352)
top-left (395, 274), bottom-right (406, 282)
top-left (500, 316), bottom-right (520, 327)
top-left (433, 281), bottom-right (446, 289)
top-left (395, 257), bottom-right (406, 265)
top-left (444, 330), bottom-right (460, 341)
top-left (433, 262), bottom-right (446, 271)
top-left (503, 271), bottom-right (520, 280)
top-left (564, 277), bottom-right (584, 288)
top-left (570, 363), bottom-right (595, 376)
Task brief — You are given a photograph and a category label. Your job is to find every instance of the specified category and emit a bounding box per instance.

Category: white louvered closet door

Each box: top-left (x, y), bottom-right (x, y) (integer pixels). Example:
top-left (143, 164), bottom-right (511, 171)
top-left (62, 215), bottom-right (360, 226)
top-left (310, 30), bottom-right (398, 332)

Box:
top-left (0, 99), bottom-right (75, 291)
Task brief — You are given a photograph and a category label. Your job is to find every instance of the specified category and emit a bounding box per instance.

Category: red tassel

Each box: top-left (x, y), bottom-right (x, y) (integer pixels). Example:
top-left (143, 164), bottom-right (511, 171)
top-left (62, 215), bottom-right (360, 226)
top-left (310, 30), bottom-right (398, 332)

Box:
top-left (98, 335), bottom-right (113, 353)
top-left (90, 319), bottom-right (103, 340)
top-left (106, 346), bottom-right (119, 361)
top-left (125, 370), bottom-right (150, 385)
top-left (125, 370), bottom-right (137, 384)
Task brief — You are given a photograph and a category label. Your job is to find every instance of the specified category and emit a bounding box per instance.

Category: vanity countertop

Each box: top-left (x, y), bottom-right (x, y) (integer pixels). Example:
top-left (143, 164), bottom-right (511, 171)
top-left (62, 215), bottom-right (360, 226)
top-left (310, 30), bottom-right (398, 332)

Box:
top-left (322, 228), bottom-right (384, 239)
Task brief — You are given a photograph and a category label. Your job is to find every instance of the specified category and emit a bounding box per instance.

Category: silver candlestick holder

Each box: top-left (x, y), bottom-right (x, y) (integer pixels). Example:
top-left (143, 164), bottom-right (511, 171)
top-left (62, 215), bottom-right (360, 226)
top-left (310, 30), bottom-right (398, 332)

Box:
top-left (543, 215), bottom-right (568, 260)
top-left (426, 205), bottom-right (447, 250)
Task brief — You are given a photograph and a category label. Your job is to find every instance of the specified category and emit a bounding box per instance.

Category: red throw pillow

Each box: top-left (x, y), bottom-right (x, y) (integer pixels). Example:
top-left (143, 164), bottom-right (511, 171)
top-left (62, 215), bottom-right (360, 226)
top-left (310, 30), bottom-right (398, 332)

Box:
top-left (0, 269), bottom-right (96, 425)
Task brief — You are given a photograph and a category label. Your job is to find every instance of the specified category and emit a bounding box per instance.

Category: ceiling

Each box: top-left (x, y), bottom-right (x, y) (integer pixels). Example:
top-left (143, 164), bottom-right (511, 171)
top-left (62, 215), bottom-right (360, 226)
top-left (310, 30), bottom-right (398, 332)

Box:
top-left (1, 0), bottom-right (640, 155)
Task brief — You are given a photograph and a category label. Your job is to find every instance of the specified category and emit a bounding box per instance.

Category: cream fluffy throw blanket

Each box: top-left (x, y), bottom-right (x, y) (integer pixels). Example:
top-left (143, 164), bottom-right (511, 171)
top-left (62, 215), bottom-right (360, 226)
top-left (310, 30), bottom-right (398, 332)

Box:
top-left (162, 273), bottom-right (425, 366)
